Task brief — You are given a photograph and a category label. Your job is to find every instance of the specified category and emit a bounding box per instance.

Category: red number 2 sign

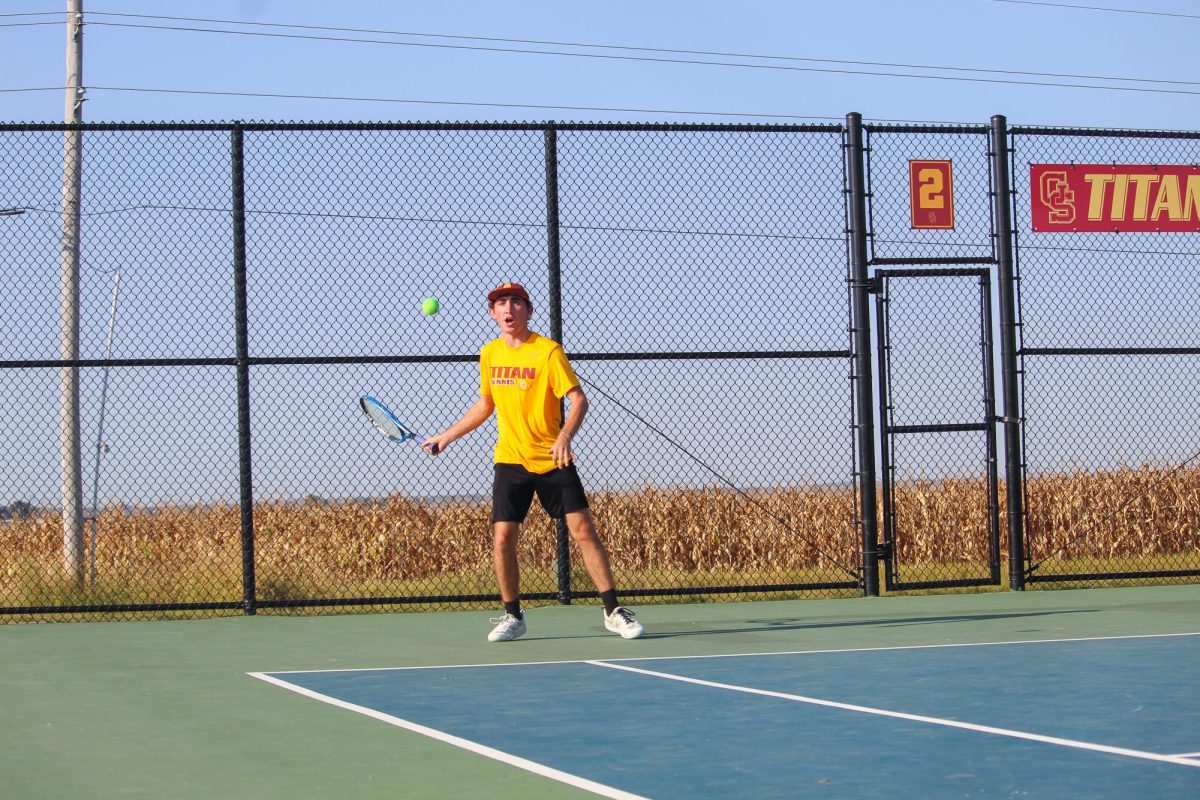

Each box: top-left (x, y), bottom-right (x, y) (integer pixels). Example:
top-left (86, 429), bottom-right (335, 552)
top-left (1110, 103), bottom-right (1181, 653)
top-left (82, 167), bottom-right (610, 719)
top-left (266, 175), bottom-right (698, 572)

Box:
top-left (909, 160), bottom-right (955, 230)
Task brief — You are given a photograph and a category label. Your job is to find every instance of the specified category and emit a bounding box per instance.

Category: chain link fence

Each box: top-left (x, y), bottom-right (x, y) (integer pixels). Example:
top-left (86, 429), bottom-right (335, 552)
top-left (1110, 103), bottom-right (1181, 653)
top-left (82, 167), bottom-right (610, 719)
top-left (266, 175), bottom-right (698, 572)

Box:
top-left (1, 123), bottom-right (861, 620)
top-left (1011, 127), bottom-right (1200, 586)
top-left (2, 119), bottom-right (1197, 621)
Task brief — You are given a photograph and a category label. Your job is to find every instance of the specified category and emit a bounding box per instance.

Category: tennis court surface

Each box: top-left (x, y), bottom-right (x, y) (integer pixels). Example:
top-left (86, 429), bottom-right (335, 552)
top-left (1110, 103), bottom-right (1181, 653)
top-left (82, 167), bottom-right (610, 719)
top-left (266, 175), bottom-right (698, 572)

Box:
top-left (3, 585), bottom-right (1199, 798)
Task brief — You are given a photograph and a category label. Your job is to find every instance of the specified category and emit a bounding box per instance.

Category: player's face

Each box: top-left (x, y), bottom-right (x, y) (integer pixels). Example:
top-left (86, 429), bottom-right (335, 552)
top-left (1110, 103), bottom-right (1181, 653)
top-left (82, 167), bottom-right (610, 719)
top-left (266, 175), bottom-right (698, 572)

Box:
top-left (489, 295), bottom-right (532, 335)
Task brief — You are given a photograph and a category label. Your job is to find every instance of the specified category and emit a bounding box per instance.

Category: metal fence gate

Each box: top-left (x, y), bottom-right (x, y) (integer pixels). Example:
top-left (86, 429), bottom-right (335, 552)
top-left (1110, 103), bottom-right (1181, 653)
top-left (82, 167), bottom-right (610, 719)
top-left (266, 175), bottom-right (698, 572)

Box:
top-left (875, 269), bottom-right (1001, 590)
top-left (852, 118), bottom-right (1024, 595)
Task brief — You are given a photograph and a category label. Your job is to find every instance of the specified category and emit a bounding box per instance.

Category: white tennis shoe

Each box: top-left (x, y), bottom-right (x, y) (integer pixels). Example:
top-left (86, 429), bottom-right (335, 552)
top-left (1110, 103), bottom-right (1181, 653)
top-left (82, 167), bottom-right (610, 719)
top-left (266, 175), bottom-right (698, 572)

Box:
top-left (487, 613), bottom-right (526, 642)
top-left (604, 607), bottom-right (644, 639)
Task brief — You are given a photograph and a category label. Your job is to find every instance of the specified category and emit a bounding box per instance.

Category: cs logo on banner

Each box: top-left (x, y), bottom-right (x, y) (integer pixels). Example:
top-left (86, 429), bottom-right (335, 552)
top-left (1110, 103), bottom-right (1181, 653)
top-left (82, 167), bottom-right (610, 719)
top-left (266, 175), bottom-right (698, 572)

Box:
top-left (1037, 169), bottom-right (1076, 225)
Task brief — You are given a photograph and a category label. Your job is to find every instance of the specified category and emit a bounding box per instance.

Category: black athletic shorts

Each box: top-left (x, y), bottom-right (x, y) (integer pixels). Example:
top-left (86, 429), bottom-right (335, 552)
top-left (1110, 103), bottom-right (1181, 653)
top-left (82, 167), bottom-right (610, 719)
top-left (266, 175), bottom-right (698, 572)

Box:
top-left (492, 462), bottom-right (589, 523)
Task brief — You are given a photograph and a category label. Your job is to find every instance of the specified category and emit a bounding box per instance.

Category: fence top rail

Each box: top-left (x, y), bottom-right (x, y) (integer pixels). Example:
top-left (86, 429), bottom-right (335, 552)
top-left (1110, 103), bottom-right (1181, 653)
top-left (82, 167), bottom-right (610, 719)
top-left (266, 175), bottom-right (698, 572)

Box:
top-left (863, 123), bottom-right (989, 135)
top-left (0, 120), bottom-right (844, 134)
top-left (1011, 125), bottom-right (1200, 140)
top-left (5, 120), bottom-right (1200, 138)
top-left (546, 122), bottom-right (844, 133)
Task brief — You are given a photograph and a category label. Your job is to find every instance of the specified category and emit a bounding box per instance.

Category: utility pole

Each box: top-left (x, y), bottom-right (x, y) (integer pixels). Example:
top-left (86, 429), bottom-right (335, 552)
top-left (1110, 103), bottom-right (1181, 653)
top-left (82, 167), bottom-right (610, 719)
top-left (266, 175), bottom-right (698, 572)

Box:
top-left (60, 0), bottom-right (85, 585)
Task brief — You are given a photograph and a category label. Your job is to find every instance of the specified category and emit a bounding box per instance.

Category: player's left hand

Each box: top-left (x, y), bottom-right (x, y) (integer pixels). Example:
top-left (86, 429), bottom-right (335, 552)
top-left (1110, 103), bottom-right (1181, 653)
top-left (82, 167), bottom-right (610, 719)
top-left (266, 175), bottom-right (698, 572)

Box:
top-left (551, 432), bottom-right (575, 469)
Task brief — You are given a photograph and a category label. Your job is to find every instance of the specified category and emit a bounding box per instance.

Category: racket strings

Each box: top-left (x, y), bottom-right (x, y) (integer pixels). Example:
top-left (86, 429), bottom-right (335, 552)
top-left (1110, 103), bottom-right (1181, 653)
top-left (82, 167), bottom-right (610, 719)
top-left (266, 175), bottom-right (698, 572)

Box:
top-left (577, 375), bottom-right (862, 582)
top-left (369, 412), bottom-right (406, 440)
top-left (361, 397), bottom-right (414, 441)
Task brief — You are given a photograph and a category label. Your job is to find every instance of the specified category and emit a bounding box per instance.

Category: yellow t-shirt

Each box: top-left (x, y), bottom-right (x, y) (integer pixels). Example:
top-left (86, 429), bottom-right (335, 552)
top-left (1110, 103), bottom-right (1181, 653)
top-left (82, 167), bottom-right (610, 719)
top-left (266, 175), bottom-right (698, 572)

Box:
top-left (479, 332), bottom-right (580, 474)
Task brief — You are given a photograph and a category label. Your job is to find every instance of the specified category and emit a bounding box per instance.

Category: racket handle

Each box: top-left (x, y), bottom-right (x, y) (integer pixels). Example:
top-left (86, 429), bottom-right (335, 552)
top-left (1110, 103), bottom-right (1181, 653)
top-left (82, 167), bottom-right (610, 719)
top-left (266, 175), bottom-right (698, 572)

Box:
top-left (430, 443), bottom-right (440, 455)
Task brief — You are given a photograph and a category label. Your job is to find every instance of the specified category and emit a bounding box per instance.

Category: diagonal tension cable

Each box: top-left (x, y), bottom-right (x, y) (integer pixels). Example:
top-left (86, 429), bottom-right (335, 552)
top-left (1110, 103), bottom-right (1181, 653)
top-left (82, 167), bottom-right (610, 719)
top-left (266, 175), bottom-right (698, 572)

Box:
top-left (576, 374), bottom-right (862, 581)
top-left (1027, 445), bottom-right (1200, 573)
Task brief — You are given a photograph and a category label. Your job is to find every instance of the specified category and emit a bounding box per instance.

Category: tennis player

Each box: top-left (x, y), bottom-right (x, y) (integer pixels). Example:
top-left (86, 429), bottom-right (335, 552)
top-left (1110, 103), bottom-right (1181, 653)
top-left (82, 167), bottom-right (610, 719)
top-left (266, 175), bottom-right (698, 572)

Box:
top-left (422, 282), bottom-right (644, 642)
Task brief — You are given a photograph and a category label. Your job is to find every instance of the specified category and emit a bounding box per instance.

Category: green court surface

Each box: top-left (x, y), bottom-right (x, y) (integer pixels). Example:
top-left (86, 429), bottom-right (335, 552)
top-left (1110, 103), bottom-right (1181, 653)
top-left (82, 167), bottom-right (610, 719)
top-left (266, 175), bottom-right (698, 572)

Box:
top-left (2, 585), bottom-right (1198, 799)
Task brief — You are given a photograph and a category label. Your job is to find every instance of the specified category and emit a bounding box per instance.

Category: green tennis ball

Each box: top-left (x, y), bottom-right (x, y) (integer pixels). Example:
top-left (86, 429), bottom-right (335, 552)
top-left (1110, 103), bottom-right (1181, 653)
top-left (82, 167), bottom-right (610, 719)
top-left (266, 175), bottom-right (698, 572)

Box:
top-left (421, 297), bottom-right (441, 316)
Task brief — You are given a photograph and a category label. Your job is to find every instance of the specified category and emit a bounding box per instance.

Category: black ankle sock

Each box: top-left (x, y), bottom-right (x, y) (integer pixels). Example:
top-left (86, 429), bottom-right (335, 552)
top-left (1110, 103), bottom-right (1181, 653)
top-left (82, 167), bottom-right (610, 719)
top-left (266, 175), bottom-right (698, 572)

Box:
top-left (504, 600), bottom-right (522, 619)
top-left (599, 590), bottom-right (619, 616)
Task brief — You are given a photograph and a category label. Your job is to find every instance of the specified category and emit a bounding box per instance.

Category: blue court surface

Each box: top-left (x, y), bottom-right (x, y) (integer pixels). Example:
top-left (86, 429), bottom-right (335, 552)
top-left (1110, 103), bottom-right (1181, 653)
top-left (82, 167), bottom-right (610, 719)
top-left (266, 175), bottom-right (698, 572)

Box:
top-left (254, 632), bottom-right (1200, 799)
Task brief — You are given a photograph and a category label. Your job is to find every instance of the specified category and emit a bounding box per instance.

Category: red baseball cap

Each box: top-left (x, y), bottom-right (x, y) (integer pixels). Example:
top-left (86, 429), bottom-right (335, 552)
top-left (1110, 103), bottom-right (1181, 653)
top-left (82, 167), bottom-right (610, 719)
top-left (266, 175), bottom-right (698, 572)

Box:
top-left (487, 281), bottom-right (531, 304)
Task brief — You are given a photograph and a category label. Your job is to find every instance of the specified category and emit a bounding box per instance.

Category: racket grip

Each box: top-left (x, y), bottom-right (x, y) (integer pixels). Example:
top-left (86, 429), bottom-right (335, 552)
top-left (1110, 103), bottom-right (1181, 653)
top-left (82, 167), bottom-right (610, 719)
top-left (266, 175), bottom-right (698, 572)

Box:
top-left (430, 443), bottom-right (440, 455)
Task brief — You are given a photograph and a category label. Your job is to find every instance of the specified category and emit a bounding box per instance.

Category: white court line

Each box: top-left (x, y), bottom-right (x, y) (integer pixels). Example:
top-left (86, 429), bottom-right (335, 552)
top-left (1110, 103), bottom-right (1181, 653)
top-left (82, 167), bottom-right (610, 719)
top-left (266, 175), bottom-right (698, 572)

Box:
top-left (258, 630), bottom-right (1200, 675)
top-left (248, 671), bottom-right (651, 800)
top-left (587, 660), bottom-right (1200, 769)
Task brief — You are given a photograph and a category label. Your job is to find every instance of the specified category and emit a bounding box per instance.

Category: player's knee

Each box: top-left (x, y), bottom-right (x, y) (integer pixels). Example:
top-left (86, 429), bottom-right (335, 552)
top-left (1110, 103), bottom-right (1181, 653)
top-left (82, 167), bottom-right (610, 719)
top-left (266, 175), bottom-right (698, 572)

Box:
top-left (493, 523), bottom-right (519, 550)
top-left (565, 514), bottom-right (599, 545)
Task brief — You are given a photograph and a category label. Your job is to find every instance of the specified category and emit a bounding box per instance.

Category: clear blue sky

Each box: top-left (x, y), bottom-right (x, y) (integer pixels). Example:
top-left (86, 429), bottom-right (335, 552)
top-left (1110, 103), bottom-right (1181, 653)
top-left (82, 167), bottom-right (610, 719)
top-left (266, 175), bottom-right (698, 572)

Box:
top-left (3, 0), bottom-right (1199, 129)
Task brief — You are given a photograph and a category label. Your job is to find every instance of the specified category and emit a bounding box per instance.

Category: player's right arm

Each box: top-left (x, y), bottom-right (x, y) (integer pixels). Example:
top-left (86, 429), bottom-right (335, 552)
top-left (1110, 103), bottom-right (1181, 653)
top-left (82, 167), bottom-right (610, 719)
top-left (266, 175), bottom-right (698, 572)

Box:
top-left (423, 394), bottom-right (494, 456)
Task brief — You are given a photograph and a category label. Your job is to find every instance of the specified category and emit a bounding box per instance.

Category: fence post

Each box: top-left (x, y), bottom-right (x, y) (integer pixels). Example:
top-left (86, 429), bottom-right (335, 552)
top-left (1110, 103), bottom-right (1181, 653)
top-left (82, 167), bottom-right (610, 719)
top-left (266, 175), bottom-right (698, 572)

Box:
top-left (543, 122), bottom-right (572, 605)
top-left (989, 115), bottom-right (1026, 590)
top-left (845, 112), bottom-right (881, 597)
top-left (231, 123), bottom-right (257, 614)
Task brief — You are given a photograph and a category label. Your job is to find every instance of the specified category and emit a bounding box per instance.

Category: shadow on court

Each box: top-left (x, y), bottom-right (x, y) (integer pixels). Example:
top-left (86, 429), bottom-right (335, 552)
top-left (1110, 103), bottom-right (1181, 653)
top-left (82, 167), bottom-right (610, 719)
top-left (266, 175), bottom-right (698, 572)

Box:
top-left (524, 608), bottom-right (1098, 641)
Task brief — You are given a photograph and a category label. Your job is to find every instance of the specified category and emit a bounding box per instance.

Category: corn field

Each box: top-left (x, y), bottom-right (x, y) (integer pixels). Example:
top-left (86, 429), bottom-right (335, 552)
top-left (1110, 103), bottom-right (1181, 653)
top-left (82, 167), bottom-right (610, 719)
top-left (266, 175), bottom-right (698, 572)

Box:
top-left (2, 465), bottom-right (1198, 609)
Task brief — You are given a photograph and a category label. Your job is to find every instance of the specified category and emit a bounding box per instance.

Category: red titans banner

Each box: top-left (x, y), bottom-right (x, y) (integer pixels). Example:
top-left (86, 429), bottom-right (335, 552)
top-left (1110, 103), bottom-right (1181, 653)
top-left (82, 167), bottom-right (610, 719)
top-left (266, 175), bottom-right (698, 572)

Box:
top-left (1030, 163), bottom-right (1200, 232)
top-left (909, 160), bottom-right (955, 230)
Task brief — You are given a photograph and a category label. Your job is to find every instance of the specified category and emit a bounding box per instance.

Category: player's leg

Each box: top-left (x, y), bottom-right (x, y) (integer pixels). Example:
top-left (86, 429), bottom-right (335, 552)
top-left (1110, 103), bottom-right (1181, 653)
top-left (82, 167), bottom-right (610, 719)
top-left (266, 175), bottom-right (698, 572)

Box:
top-left (562, 509), bottom-right (643, 639)
top-left (563, 508), bottom-right (615, 593)
top-left (493, 520), bottom-right (521, 606)
top-left (488, 465), bottom-right (535, 642)
top-left (540, 466), bottom-right (644, 639)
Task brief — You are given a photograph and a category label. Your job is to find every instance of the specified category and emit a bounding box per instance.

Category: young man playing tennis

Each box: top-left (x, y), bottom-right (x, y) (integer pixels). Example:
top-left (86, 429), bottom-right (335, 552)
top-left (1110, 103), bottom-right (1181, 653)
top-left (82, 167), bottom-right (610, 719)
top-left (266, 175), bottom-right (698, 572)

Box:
top-left (422, 281), bottom-right (644, 642)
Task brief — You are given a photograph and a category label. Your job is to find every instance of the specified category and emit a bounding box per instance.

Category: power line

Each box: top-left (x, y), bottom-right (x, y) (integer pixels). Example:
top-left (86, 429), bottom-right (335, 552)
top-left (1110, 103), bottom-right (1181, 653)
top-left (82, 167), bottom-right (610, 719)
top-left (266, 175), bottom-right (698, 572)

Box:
top-left (8, 11), bottom-right (1197, 104)
top-left (5, 11), bottom-right (1195, 118)
top-left (86, 86), bottom-right (834, 120)
top-left (74, 76), bottom-right (1200, 103)
top-left (81, 19), bottom-right (1200, 95)
top-left (0, 86), bottom-right (835, 122)
top-left (993, 0), bottom-right (1200, 20)
top-left (77, 10), bottom-right (1200, 89)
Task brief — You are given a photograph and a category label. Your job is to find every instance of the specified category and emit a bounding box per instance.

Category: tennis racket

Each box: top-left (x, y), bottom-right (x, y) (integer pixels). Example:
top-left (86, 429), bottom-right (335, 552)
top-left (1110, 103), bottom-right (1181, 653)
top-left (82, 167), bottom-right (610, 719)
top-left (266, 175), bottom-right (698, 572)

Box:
top-left (359, 395), bottom-right (439, 454)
